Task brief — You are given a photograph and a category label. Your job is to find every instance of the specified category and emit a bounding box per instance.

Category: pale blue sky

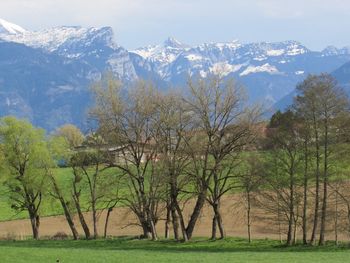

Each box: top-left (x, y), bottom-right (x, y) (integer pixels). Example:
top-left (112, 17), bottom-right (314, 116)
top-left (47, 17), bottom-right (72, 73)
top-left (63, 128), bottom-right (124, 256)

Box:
top-left (1, 0), bottom-right (349, 50)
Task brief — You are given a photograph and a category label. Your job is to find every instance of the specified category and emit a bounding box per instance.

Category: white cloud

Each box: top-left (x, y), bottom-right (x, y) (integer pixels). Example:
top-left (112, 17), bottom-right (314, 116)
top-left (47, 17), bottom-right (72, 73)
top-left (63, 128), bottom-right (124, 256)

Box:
top-left (255, 0), bottom-right (350, 18)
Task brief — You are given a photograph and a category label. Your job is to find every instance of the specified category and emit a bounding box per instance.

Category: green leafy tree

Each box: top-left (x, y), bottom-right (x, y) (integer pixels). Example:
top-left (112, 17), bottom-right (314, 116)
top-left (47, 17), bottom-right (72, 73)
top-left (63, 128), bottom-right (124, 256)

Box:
top-left (294, 74), bottom-right (349, 245)
top-left (0, 116), bottom-right (50, 239)
top-left (55, 124), bottom-right (85, 148)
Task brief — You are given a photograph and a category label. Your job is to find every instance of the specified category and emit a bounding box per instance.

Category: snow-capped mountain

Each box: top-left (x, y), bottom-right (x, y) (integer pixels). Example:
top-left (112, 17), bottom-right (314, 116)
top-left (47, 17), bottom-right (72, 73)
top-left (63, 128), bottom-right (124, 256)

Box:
top-left (0, 18), bottom-right (350, 130)
top-left (0, 18), bottom-right (136, 130)
top-left (131, 38), bottom-right (350, 104)
top-left (321, 46), bottom-right (350, 56)
top-left (0, 19), bottom-right (136, 81)
top-left (131, 37), bottom-right (190, 80)
top-left (131, 39), bottom-right (310, 79)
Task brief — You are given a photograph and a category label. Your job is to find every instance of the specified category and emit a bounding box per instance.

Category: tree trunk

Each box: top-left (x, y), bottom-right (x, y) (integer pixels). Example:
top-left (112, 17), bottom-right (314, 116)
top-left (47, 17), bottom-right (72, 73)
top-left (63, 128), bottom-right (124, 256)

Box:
top-left (174, 202), bottom-right (188, 241)
top-left (213, 202), bottom-right (225, 239)
top-left (169, 183), bottom-right (180, 240)
top-left (165, 202), bottom-right (171, 239)
top-left (319, 119), bottom-right (328, 246)
top-left (319, 180), bottom-right (328, 245)
top-left (144, 204), bottom-right (158, 241)
top-left (287, 165), bottom-right (295, 246)
top-left (142, 228), bottom-right (151, 239)
top-left (186, 191), bottom-right (206, 240)
top-left (302, 140), bottom-right (308, 245)
top-left (171, 204), bottom-right (179, 240)
top-left (334, 191), bottom-right (338, 246)
top-left (72, 176), bottom-right (91, 240)
top-left (211, 215), bottom-right (217, 240)
top-left (60, 198), bottom-right (79, 240)
top-left (277, 193), bottom-right (283, 244)
top-left (287, 216), bottom-right (293, 246)
top-left (347, 207), bottom-right (350, 240)
top-left (75, 201), bottom-right (91, 239)
top-left (293, 216), bottom-right (298, 245)
top-left (140, 217), bottom-right (152, 239)
top-left (310, 128), bottom-right (320, 245)
top-left (149, 218), bottom-right (158, 241)
top-left (29, 212), bottom-right (40, 240)
top-left (92, 202), bottom-right (98, 239)
top-left (247, 191), bottom-right (252, 243)
top-left (139, 209), bottom-right (158, 240)
top-left (104, 207), bottom-right (113, 239)
top-left (170, 177), bottom-right (188, 241)
top-left (51, 176), bottom-right (79, 240)
top-left (72, 189), bottom-right (91, 239)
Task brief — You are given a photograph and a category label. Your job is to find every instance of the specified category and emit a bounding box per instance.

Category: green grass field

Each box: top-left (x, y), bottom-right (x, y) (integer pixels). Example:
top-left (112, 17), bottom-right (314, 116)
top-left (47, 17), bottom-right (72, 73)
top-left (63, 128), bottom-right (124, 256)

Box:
top-left (0, 168), bottom-right (74, 221)
top-left (0, 167), bottom-right (122, 221)
top-left (0, 237), bottom-right (349, 263)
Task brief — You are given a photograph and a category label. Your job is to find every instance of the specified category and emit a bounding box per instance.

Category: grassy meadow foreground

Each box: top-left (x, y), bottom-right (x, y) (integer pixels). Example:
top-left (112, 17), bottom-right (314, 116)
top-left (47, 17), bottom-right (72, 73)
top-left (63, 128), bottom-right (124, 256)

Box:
top-left (0, 238), bottom-right (349, 263)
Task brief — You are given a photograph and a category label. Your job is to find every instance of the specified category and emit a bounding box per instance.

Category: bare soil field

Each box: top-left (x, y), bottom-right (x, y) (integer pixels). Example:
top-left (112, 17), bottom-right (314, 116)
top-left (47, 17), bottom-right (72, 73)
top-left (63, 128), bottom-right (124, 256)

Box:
top-left (0, 194), bottom-right (346, 241)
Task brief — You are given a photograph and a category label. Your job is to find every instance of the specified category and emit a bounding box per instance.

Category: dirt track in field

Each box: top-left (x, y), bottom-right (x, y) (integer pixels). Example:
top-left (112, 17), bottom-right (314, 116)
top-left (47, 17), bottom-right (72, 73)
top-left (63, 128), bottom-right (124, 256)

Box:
top-left (0, 194), bottom-right (346, 241)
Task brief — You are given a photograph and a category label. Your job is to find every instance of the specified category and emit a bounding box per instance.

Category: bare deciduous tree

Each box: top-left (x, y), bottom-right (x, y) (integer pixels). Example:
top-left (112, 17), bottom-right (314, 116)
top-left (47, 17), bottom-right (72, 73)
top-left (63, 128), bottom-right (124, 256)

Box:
top-left (154, 92), bottom-right (193, 241)
top-left (184, 75), bottom-right (259, 239)
top-left (238, 153), bottom-right (264, 243)
top-left (91, 79), bottom-right (164, 240)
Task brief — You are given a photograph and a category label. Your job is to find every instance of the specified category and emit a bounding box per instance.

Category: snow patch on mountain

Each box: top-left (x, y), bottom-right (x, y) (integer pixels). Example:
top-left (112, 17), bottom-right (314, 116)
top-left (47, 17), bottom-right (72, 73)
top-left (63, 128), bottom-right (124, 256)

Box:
top-left (0, 24), bottom-right (117, 53)
top-left (196, 41), bottom-right (242, 54)
top-left (131, 37), bottom-right (188, 64)
top-left (254, 56), bottom-right (267, 61)
top-left (163, 37), bottom-right (188, 49)
top-left (131, 45), bottom-right (179, 64)
top-left (1, 26), bottom-right (87, 51)
top-left (0, 18), bottom-right (27, 35)
top-left (286, 44), bottom-right (307, 56)
top-left (199, 70), bottom-right (207, 78)
top-left (210, 62), bottom-right (243, 76)
top-left (240, 63), bottom-right (280, 76)
top-left (132, 45), bottom-right (159, 59)
top-left (266, 49), bottom-right (285, 56)
top-left (212, 40), bottom-right (241, 51)
top-left (185, 54), bottom-right (203, 61)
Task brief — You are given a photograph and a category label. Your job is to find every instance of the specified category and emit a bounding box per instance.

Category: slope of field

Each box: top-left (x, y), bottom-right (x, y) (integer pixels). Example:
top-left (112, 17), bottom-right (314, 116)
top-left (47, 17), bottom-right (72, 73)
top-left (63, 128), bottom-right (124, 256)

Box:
top-left (0, 167), bottom-right (121, 221)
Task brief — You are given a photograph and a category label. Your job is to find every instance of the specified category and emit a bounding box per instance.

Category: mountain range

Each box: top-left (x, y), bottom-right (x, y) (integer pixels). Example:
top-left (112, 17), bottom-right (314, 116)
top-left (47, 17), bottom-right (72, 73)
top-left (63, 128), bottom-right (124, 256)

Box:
top-left (0, 18), bottom-right (349, 130)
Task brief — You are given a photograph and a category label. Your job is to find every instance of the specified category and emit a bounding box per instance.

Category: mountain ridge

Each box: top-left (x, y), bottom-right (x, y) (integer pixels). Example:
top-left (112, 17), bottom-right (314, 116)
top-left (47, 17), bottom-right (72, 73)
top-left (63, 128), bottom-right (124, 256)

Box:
top-left (0, 18), bottom-right (349, 130)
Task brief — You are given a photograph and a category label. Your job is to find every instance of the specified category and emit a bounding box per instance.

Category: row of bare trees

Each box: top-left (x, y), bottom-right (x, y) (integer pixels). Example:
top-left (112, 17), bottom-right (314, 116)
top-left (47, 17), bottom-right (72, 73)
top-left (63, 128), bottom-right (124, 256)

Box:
top-left (253, 74), bottom-right (350, 246)
top-left (1, 73), bottom-right (350, 246)
top-left (90, 76), bottom-right (259, 241)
